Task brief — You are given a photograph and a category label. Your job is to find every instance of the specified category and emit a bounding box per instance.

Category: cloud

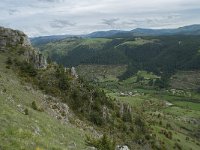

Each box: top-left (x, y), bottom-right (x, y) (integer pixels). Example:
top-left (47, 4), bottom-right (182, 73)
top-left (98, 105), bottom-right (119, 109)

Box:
top-left (0, 0), bottom-right (199, 36)
top-left (50, 19), bottom-right (76, 28)
top-left (8, 9), bottom-right (19, 15)
top-left (38, 0), bottom-right (65, 2)
top-left (102, 18), bottom-right (119, 27)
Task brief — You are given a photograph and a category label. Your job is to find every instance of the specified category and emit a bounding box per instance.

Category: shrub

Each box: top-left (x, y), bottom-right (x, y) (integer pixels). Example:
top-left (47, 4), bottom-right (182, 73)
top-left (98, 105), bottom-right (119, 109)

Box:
top-left (24, 108), bottom-right (29, 115)
top-left (196, 87), bottom-right (200, 94)
top-left (174, 142), bottom-right (182, 150)
top-left (6, 57), bottom-right (12, 65)
top-left (19, 61), bottom-right (37, 77)
top-left (32, 101), bottom-right (38, 110)
top-left (6, 65), bottom-right (10, 69)
top-left (85, 134), bottom-right (116, 150)
top-left (89, 111), bottom-right (103, 126)
top-left (58, 75), bottom-right (70, 90)
top-left (166, 123), bottom-right (172, 129)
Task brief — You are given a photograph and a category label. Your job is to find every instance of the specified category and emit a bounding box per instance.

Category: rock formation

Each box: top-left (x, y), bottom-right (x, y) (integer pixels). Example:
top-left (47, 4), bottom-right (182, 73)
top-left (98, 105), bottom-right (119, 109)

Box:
top-left (71, 67), bottom-right (78, 78)
top-left (0, 26), bottom-right (47, 68)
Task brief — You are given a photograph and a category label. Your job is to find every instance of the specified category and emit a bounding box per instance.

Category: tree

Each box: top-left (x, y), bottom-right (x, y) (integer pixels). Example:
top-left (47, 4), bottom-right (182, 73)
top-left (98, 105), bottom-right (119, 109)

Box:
top-left (6, 57), bottom-right (12, 65)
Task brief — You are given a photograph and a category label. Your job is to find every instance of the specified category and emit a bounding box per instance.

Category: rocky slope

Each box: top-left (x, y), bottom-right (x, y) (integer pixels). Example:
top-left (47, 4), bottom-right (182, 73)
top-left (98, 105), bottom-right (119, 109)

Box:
top-left (0, 27), bottom-right (94, 150)
top-left (0, 26), bottom-right (47, 68)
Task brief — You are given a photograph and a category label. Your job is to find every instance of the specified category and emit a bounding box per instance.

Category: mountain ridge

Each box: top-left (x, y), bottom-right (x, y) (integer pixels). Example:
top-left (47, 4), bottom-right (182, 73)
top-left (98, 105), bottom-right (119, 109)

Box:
top-left (31, 24), bottom-right (200, 45)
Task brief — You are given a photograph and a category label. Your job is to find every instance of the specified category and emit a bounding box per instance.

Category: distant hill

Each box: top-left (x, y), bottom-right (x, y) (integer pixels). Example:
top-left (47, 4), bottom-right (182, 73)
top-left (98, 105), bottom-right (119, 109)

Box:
top-left (85, 30), bottom-right (127, 38)
top-left (90, 24), bottom-right (200, 38)
top-left (31, 24), bottom-right (200, 44)
top-left (30, 34), bottom-right (78, 46)
top-left (35, 35), bottom-right (200, 80)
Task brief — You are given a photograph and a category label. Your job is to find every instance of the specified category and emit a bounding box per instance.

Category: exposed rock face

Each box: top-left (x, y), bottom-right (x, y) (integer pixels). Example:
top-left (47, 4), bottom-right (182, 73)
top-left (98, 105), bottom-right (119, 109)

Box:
top-left (0, 27), bottom-right (31, 49)
top-left (119, 103), bottom-right (132, 118)
top-left (24, 47), bottom-right (47, 68)
top-left (0, 26), bottom-right (47, 68)
top-left (71, 67), bottom-right (78, 78)
top-left (116, 145), bottom-right (130, 150)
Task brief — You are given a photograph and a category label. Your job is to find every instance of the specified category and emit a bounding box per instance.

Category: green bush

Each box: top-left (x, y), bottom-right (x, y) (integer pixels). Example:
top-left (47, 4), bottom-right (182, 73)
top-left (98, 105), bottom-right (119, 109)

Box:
top-left (89, 111), bottom-right (103, 126)
top-left (6, 57), bottom-right (12, 65)
top-left (85, 134), bottom-right (116, 150)
top-left (24, 108), bottom-right (29, 115)
top-left (32, 101), bottom-right (38, 110)
top-left (19, 61), bottom-right (37, 77)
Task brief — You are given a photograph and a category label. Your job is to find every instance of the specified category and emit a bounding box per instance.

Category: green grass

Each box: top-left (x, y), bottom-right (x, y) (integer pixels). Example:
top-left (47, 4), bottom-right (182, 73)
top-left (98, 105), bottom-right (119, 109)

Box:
top-left (78, 38), bottom-right (112, 49)
top-left (106, 85), bottom-right (200, 150)
top-left (117, 38), bottom-right (158, 47)
top-left (152, 125), bottom-right (200, 150)
top-left (107, 92), bottom-right (146, 107)
top-left (170, 71), bottom-right (200, 90)
top-left (0, 53), bottom-right (89, 150)
top-left (76, 64), bottom-right (127, 82)
top-left (163, 106), bottom-right (200, 118)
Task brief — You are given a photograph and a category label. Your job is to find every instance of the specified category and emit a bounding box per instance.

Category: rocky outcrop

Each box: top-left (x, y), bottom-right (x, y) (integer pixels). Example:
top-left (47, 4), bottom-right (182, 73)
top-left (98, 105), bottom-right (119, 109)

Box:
top-left (24, 47), bottom-right (47, 68)
top-left (0, 26), bottom-right (47, 68)
top-left (71, 67), bottom-right (78, 78)
top-left (119, 103), bottom-right (132, 118)
top-left (116, 145), bottom-right (130, 150)
top-left (0, 27), bottom-right (31, 49)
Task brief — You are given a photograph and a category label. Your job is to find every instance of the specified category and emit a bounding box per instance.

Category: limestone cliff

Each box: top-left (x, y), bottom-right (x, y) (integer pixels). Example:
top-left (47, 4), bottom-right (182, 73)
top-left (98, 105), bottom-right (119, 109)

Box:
top-left (0, 26), bottom-right (47, 68)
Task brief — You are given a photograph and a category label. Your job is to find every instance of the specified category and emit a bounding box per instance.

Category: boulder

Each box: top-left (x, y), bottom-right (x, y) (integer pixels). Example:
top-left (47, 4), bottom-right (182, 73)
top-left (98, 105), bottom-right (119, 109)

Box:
top-left (116, 145), bottom-right (130, 150)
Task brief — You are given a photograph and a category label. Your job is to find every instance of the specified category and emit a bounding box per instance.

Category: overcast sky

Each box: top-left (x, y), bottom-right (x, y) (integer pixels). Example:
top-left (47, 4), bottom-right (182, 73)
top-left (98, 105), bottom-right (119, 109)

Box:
top-left (0, 0), bottom-right (200, 37)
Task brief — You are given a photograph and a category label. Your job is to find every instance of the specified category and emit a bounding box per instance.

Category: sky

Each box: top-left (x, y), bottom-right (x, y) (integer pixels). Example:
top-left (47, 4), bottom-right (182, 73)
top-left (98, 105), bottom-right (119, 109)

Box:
top-left (0, 0), bottom-right (200, 37)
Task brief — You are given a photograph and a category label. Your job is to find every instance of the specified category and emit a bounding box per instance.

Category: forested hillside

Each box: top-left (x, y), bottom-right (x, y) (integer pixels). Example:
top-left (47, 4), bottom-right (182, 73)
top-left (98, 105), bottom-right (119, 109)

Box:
top-left (36, 36), bottom-right (200, 80)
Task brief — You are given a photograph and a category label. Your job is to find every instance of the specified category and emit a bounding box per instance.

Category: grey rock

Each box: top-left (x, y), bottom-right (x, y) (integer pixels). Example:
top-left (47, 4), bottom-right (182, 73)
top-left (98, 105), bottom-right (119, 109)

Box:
top-left (116, 145), bottom-right (130, 150)
top-left (0, 26), bottom-right (47, 68)
top-left (71, 67), bottom-right (78, 78)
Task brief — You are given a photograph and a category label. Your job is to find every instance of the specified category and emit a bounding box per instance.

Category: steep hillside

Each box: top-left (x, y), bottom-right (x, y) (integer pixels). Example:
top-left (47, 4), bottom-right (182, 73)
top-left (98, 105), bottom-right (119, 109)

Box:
top-left (0, 27), bottom-right (90, 150)
top-left (0, 53), bottom-right (88, 150)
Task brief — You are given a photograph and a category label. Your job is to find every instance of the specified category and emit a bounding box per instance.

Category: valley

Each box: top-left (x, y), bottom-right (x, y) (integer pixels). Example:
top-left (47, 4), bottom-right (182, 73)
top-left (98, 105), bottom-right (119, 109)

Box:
top-left (77, 65), bottom-right (200, 150)
top-left (1, 25), bottom-right (200, 150)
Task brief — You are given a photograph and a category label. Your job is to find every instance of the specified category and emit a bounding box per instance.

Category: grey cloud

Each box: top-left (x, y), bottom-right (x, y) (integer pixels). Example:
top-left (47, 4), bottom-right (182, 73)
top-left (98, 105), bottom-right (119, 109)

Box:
top-left (8, 9), bottom-right (19, 15)
top-left (38, 0), bottom-right (65, 2)
top-left (102, 18), bottom-right (119, 27)
top-left (0, 0), bottom-right (199, 36)
top-left (50, 19), bottom-right (76, 28)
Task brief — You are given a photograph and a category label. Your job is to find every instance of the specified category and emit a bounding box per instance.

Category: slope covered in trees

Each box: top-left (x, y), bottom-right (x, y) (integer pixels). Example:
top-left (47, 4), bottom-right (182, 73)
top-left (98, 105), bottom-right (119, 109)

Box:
top-left (36, 36), bottom-right (200, 80)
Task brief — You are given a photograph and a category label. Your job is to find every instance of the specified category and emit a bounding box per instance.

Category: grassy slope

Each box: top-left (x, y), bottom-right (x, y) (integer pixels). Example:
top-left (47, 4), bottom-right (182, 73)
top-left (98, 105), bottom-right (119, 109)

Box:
top-left (170, 71), bottom-right (200, 90)
top-left (40, 38), bottom-right (111, 58)
top-left (116, 38), bottom-right (157, 47)
top-left (0, 53), bottom-right (89, 150)
top-left (108, 89), bottom-right (200, 150)
top-left (76, 64), bottom-right (127, 82)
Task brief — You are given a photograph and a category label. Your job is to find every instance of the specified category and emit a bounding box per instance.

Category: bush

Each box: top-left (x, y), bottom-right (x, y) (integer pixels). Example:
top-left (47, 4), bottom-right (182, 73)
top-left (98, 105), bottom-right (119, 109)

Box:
top-left (155, 76), bottom-right (169, 89)
top-left (85, 134), bottom-right (116, 150)
top-left (89, 111), bottom-right (103, 126)
top-left (6, 57), bottom-right (12, 65)
top-left (196, 87), bottom-right (200, 94)
top-left (19, 61), bottom-right (37, 77)
top-left (32, 101), bottom-right (37, 110)
top-left (24, 108), bottom-right (29, 115)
